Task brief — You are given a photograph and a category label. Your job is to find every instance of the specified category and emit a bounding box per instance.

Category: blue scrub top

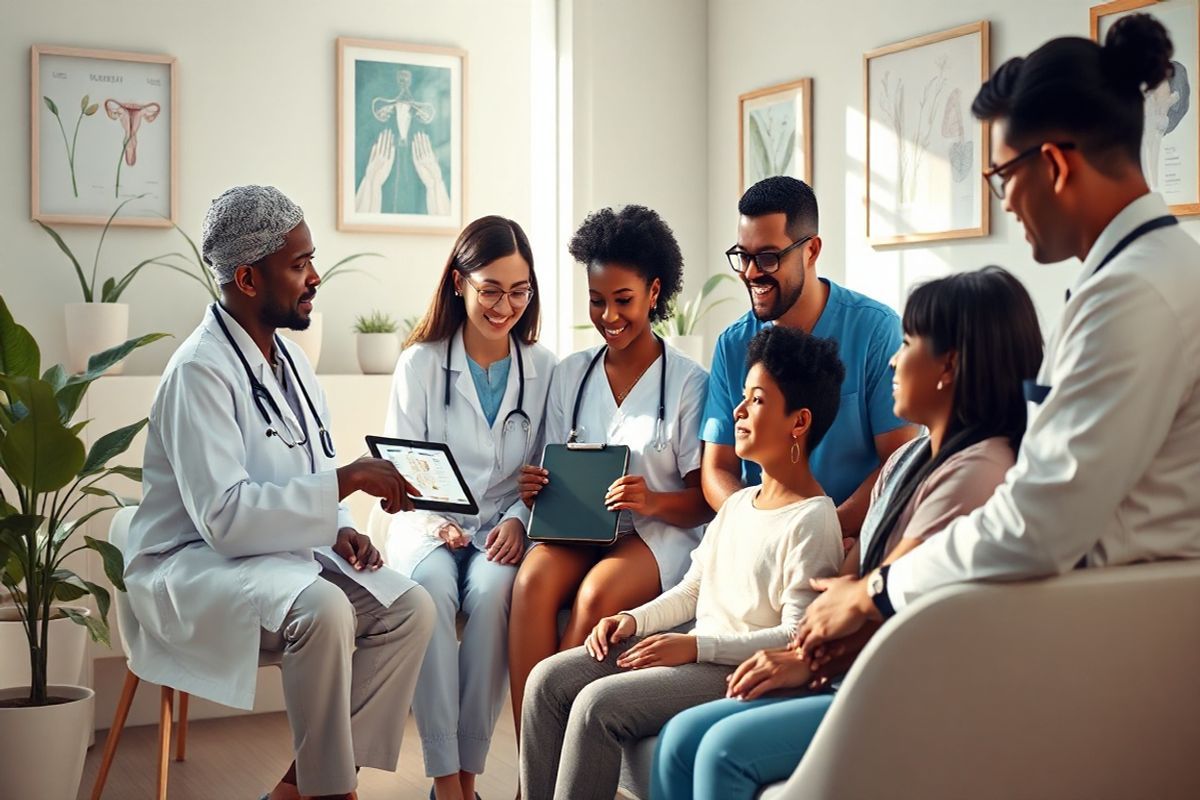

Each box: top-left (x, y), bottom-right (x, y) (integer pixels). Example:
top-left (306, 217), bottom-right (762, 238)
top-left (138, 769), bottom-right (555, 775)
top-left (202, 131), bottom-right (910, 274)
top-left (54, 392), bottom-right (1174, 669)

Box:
top-left (700, 278), bottom-right (906, 505)
top-left (467, 354), bottom-right (512, 427)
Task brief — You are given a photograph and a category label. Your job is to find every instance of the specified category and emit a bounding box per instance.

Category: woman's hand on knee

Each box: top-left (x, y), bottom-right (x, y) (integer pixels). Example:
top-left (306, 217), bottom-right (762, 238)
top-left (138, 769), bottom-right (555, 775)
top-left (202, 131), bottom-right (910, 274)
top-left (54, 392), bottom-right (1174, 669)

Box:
top-left (726, 647), bottom-right (812, 701)
top-left (616, 633), bottom-right (697, 669)
top-left (485, 518), bottom-right (526, 564)
top-left (585, 613), bottom-right (637, 661)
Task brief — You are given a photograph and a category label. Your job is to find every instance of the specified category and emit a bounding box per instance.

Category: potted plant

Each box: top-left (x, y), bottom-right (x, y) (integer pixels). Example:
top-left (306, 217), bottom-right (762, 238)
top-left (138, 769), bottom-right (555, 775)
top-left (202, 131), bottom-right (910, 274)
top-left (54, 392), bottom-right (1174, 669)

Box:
top-left (353, 310), bottom-right (402, 374)
top-left (38, 195), bottom-right (182, 375)
top-left (652, 274), bottom-right (738, 364)
top-left (0, 294), bottom-right (167, 798)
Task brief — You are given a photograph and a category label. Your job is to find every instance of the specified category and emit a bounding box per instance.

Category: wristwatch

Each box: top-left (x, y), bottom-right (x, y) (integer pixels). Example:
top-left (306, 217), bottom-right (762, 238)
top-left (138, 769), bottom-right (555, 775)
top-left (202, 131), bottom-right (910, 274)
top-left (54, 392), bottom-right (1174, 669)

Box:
top-left (866, 565), bottom-right (896, 619)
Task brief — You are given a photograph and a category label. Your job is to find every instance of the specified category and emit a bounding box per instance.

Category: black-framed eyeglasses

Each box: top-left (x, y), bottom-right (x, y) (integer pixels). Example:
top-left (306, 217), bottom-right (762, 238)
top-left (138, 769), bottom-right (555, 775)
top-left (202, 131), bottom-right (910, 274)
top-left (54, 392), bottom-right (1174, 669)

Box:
top-left (983, 141), bottom-right (1077, 200)
top-left (725, 235), bottom-right (814, 274)
top-left (459, 273), bottom-right (535, 309)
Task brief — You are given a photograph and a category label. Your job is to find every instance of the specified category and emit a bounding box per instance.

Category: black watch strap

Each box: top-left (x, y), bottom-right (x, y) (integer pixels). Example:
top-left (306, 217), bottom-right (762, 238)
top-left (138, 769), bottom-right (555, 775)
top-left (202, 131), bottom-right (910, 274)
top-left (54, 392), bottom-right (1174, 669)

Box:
top-left (872, 564), bottom-right (897, 619)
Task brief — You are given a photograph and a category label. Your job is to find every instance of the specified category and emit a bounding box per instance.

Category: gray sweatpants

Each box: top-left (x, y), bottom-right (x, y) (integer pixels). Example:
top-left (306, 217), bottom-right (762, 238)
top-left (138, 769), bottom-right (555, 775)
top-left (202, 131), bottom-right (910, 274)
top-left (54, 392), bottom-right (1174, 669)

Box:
top-left (260, 567), bottom-right (436, 795)
top-left (520, 638), bottom-right (734, 800)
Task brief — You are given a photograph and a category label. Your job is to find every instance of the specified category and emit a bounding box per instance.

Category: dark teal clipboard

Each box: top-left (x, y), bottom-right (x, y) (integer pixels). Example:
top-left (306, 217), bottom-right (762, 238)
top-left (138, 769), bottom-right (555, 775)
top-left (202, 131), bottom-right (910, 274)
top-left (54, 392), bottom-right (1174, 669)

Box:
top-left (527, 443), bottom-right (631, 545)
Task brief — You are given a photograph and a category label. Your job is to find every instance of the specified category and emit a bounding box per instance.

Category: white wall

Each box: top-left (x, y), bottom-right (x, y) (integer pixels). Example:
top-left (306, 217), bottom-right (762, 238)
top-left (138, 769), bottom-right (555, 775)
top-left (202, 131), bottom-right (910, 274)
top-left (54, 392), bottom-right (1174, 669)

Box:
top-left (565, 0), bottom-right (710, 349)
top-left (704, 0), bottom-right (1200, 343)
top-left (2, 0), bottom-right (536, 375)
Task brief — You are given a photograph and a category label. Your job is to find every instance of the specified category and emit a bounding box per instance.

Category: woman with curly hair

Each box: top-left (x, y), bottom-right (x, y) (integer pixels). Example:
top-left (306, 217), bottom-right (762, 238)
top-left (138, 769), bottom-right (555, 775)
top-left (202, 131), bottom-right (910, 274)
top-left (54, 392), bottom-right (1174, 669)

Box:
top-left (508, 205), bottom-right (713, 737)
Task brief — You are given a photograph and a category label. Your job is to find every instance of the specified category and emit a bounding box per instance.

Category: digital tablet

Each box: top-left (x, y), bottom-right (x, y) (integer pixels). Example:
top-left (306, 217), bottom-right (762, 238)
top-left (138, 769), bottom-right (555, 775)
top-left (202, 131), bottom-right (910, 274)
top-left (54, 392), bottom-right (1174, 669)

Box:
top-left (527, 443), bottom-right (631, 544)
top-left (365, 436), bottom-right (479, 515)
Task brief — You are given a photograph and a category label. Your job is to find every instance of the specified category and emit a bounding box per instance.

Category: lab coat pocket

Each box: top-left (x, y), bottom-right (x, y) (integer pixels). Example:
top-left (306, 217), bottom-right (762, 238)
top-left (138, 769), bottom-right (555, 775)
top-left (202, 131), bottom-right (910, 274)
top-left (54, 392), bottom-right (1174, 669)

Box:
top-left (150, 556), bottom-right (185, 644)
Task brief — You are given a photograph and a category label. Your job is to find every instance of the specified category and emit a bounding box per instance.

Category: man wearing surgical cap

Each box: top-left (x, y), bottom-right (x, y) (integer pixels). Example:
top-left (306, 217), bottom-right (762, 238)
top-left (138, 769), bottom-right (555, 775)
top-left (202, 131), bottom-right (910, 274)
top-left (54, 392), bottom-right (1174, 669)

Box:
top-left (122, 185), bottom-right (435, 800)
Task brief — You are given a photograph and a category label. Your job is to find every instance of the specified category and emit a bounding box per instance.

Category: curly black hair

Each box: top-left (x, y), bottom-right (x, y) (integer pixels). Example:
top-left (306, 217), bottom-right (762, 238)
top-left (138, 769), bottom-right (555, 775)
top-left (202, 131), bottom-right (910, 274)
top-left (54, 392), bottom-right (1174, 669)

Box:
top-left (567, 205), bottom-right (684, 322)
top-left (738, 176), bottom-right (819, 239)
top-left (746, 326), bottom-right (844, 453)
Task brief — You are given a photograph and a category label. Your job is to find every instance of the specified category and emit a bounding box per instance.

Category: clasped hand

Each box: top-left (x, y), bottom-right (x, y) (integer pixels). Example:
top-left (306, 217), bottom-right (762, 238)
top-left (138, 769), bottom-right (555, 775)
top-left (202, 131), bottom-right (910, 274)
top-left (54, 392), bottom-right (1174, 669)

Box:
top-left (584, 613), bottom-right (697, 668)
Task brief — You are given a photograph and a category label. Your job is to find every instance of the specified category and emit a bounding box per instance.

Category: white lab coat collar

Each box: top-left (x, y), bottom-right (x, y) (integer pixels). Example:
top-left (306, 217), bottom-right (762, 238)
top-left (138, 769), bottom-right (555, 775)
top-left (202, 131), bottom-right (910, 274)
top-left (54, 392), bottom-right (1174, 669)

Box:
top-left (446, 326), bottom-right (539, 433)
top-left (1074, 192), bottom-right (1172, 294)
top-left (206, 304), bottom-right (305, 441)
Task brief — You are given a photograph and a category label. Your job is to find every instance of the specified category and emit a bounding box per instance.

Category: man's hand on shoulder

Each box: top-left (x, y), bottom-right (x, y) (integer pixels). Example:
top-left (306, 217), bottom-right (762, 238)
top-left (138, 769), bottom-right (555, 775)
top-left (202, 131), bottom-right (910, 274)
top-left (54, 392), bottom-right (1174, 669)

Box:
top-left (333, 527), bottom-right (383, 571)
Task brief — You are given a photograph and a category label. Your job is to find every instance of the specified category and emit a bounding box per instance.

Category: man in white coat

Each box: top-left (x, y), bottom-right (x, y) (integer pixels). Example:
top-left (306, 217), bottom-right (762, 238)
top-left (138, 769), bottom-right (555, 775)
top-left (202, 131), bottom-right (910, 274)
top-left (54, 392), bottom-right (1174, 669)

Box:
top-left (795, 16), bottom-right (1200, 645)
top-left (124, 185), bottom-right (435, 800)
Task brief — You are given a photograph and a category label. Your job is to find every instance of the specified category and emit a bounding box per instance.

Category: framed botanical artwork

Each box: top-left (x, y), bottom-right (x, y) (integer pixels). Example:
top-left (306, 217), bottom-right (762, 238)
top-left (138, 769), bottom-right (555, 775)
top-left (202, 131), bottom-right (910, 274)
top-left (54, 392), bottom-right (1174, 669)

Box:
top-left (337, 37), bottom-right (466, 234)
top-left (31, 45), bottom-right (177, 227)
top-left (1092, 0), bottom-right (1200, 215)
top-left (865, 21), bottom-right (990, 246)
top-left (739, 78), bottom-right (813, 192)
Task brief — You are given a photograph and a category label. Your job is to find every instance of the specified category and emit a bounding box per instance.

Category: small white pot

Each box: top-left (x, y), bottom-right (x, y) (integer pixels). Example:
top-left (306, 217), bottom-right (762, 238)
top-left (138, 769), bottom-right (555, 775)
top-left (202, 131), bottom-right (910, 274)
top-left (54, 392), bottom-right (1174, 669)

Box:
top-left (356, 332), bottom-right (401, 374)
top-left (65, 302), bottom-right (129, 375)
top-left (665, 333), bottom-right (704, 365)
top-left (279, 310), bottom-right (323, 371)
top-left (0, 606), bottom-right (90, 691)
top-left (0, 684), bottom-right (95, 799)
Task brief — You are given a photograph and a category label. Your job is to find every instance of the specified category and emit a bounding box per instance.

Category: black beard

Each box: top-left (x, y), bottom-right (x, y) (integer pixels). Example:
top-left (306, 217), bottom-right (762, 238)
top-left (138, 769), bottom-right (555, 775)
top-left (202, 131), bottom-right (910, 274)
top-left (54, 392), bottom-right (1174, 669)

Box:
top-left (261, 296), bottom-right (312, 331)
top-left (747, 270), bottom-right (805, 322)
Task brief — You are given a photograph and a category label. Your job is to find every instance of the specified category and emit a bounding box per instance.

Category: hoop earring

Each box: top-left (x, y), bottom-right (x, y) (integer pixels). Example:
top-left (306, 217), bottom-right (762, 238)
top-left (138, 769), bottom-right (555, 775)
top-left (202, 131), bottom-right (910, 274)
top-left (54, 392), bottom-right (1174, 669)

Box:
top-left (790, 437), bottom-right (801, 465)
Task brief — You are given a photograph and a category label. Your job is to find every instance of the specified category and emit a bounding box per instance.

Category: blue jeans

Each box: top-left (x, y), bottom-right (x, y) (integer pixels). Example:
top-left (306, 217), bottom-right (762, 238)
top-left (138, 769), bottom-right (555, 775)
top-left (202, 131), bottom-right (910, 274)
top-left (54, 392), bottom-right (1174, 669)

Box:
top-left (652, 693), bottom-right (836, 800)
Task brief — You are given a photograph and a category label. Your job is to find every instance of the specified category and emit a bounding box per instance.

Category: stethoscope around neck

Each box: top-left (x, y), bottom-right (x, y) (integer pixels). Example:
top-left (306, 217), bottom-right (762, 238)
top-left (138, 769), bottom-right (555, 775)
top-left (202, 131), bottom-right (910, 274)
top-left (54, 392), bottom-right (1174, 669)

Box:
top-left (211, 304), bottom-right (336, 460)
top-left (571, 334), bottom-right (668, 452)
top-left (445, 332), bottom-right (531, 467)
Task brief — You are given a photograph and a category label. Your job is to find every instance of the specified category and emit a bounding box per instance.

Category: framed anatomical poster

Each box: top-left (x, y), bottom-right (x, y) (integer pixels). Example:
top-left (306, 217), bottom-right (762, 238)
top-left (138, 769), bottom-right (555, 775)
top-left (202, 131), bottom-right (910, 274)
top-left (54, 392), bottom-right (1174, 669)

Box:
top-left (31, 45), bottom-right (177, 227)
top-left (337, 38), bottom-right (466, 234)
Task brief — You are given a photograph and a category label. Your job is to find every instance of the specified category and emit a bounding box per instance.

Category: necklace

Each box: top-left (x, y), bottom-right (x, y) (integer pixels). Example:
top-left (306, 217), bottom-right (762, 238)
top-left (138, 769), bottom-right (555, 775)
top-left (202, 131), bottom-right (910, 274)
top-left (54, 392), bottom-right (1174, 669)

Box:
top-left (612, 356), bottom-right (656, 405)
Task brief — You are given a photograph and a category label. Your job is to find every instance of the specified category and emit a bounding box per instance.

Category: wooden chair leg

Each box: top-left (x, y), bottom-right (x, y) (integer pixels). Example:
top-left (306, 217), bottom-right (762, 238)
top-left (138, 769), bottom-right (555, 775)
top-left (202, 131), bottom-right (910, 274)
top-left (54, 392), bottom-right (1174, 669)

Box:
top-left (157, 686), bottom-right (174, 800)
top-left (90, 668), bottom-right (140, 800)
top-left (175, 691), bottom-right (189, 762)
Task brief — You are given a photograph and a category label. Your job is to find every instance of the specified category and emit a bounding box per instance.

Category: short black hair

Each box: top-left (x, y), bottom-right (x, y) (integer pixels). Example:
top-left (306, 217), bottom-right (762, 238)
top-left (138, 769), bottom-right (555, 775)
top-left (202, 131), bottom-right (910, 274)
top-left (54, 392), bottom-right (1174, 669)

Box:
top-left (746, 326), bottom-right (844, 453)
top-left (568, 205), bottom-right (683, 322)
top-left (737, 176), bottom-right (819, 239)
top-left (972, 13), bottom-right (1173, 171)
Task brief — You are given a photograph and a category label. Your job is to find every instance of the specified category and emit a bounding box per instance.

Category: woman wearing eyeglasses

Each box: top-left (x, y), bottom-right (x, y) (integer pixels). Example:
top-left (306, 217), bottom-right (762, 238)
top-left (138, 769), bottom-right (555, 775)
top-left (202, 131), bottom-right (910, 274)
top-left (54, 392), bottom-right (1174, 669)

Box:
top-left (508, 205), bottom-right (715, 740)
top-left (384, 215), bottom-right (557, 800)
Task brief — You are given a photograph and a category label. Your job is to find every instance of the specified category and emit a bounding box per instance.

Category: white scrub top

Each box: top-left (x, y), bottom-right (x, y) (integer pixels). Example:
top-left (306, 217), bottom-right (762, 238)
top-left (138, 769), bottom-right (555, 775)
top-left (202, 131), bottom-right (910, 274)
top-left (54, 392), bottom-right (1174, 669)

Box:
top-left (123, 305), bottom-right (416, 710)
top-left (887, 192), bottom-right (1200, 609)
top-left (384, 327), bottom-right (557, 576)
top-left (544, 342), bottom-right (709, 589)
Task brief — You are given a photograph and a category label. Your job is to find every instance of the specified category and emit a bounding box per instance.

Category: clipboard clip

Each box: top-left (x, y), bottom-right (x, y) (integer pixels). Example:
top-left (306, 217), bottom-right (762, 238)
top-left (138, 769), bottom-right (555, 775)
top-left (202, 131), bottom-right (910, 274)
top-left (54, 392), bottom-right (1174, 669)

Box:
top-left (566, 442), bottom-right (607, 451)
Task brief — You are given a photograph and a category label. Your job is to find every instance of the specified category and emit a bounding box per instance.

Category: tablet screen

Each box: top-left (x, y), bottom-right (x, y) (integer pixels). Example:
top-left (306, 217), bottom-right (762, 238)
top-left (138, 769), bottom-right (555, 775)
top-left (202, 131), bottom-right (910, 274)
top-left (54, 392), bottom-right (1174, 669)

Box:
top-left (373, 441), bottom-right (471, 506)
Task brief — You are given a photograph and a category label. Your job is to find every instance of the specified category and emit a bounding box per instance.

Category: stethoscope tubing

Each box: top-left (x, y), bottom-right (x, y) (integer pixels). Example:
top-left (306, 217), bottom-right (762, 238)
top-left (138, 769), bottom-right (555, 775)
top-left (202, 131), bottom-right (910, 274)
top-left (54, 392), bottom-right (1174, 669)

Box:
top-left (569, 334), bottom-right (668, 451)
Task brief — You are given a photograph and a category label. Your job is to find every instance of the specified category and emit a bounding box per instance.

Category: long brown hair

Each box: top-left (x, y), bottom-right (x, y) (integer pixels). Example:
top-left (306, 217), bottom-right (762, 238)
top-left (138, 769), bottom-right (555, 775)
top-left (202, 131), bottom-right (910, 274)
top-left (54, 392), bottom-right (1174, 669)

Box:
top-left (406, 216), bottom-right (542, 347)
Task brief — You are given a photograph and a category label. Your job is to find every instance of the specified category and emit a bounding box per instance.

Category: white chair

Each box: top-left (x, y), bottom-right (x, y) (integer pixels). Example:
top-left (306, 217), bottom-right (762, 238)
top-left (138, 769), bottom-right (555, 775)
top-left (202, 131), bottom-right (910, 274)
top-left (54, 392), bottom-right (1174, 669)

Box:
top-left (619, 559), bottom-right (1200, 800)
top-left (91, 506), bottom-right (283, 800)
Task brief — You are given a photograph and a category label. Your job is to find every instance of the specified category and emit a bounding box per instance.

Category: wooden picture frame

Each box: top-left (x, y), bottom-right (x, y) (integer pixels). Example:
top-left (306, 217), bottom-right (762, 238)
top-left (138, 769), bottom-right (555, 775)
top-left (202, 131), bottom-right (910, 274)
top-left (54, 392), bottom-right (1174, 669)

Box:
top-left (337, 37), bottom-right (467, 234)
top-left (31, 45), bottom-right (178, 227)
top-left (864, 22), bottom-right (990, 246)
top-left (1092, 0), bottom-right (1200, 216)
top-left (739, 78), bottom-right (813, 193)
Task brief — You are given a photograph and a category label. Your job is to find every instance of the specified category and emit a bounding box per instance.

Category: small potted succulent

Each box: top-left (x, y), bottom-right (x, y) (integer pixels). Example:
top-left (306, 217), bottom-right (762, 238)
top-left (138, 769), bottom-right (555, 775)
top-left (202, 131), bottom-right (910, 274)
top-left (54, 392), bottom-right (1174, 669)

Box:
top-left (354, 310), bottom-right (401, 374)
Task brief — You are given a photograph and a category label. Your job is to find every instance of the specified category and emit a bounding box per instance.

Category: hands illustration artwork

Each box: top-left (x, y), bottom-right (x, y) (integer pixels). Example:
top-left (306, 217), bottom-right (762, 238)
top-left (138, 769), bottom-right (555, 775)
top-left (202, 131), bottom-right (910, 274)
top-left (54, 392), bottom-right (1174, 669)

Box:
top-left (354, 128), bottom-right (396, 214)
top-left (354, 128), bottom-right (451, 216)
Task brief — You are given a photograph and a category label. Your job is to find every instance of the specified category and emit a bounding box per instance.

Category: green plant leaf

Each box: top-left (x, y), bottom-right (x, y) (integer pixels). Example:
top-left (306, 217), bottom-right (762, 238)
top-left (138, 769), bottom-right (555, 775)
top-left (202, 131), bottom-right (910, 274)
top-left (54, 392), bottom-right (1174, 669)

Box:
top-left (36, 221), bottom-right (92, 302)
top-left (82, 419), bottom-right (147, 475)
top-left (41, 364), bottom-right (67, 393)
top-left (0, 376), bottom-right (85, 492)
top-left (63, 607), bottom-right (110, 647)
top-left (100, 277), bottom-right (117, 303)
top-left (81, 332), bottom-right (171, 378)
top-left (55, 380), bottom-right (89, 421)
top-left (80, 95), bottom-right (89, 112)
top-left (320, 252), bottom-right (382, 285)
top-left (84, 103), bottom-right (98, 116)
top-left (80, 486), bottom-right (138, 509)
top-left (91, 195), bottom-right (147, 296)
top-left (43, 96), bottom-right (58, 116)
top-left (698, 273), bottom-right (737, 300)
top-left (0, 295), bottom-right (42, 379)
top-left (52, 505), bottom-right (116, 546)
top-left (105, 465), bottom-right (142, 482)
top-left (52, 572), bottom-right (89, 603)
top-left (106, 253), bottom-right (180, 302)
top-left (749, 114), bottom-right (771, 179)
top-left (83, 579), bottom-right (111, 623)
top-left (84, 535), bottom-right (125, 591)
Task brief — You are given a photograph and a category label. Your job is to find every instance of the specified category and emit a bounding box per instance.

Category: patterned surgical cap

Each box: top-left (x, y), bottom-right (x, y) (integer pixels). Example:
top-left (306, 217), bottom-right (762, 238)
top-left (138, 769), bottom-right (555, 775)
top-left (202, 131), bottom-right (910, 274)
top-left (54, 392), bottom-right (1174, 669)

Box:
top-left (200, 185), bottom-right (304, 285)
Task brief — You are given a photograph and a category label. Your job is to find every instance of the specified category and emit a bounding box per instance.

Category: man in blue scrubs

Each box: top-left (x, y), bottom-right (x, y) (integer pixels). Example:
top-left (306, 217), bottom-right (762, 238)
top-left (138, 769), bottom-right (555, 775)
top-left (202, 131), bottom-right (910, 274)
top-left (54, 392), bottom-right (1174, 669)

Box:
top-left (701, 176), bottom-right (916, 534)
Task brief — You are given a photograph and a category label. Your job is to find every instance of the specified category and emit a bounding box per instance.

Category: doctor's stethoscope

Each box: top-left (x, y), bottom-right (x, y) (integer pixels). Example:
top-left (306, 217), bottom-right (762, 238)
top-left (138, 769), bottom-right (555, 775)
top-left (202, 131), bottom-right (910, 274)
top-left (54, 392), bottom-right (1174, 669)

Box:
top-left (211, 304), bottom-right (336, 459)
top-left (569, 334), bottom-right (669, 452)
top-left (445, 333), bottom-right (531, 467)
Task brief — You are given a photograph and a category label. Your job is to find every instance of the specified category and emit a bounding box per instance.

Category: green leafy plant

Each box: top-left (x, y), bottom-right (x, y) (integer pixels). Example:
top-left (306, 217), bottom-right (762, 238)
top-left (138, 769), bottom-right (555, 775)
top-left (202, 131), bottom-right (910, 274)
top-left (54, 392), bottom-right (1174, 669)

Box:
top-left (652, 274), bottom-right (738, 337)
top-left (352, 310), bottom-right (399, 334)
top-left (43, 94), bottom-right (99, 198)
top-left (399, 314), bottom-right (420, 340)
top-left (318, 252), bottom-right (383, 288)
top-left (0, 294), bottom-right (168, 706)
top-left (37, 196), bottom-right (182, 303)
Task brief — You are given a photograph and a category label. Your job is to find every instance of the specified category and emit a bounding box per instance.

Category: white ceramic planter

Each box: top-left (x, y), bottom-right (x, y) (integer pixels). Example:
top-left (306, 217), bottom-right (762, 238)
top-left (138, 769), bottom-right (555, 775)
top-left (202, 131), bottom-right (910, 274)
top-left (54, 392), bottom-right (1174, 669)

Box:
top-left (0, 684), bottom-right (94, 800)
top-left (665, 333), bottom-right (704, 365)
top-left (279, 310), bottom-right (323, 371)
top-left (0, 606), bottom-right (90, 691)
top-left (65, 302), bottom-right (129, 375)
top-left (356, 332), bottom-right (401, 374)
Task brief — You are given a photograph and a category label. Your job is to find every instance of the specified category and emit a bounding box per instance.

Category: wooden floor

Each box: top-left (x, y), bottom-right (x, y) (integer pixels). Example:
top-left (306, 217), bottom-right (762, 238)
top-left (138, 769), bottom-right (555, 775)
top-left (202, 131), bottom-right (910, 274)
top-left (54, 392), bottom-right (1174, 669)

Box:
top-left (80, 704), bottom-right (521, 800)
